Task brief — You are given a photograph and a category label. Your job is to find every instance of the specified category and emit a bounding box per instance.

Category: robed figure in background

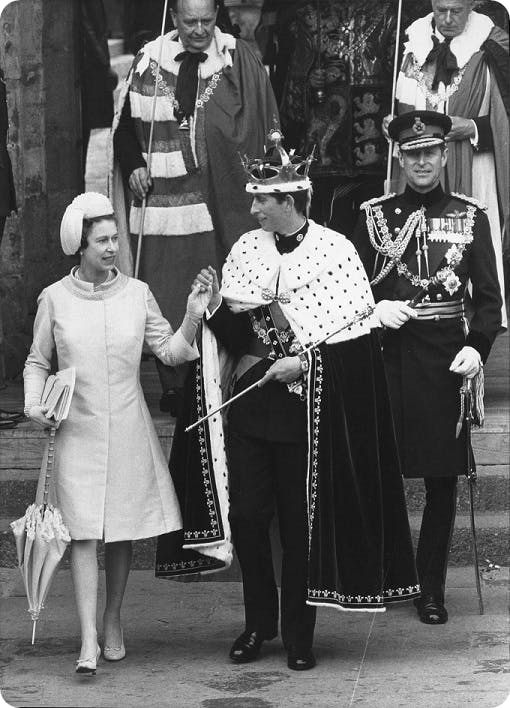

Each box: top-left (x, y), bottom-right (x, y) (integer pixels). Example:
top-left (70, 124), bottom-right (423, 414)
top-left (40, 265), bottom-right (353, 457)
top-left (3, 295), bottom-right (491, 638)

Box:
top-left (110, 0), bottom-right (277, 413)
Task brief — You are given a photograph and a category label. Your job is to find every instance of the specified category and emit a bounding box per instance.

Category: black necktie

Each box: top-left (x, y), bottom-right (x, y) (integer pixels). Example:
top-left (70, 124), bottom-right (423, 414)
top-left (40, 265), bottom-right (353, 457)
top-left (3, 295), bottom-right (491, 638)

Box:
top-left (426, 35), bottom-right (458, 91)
top-left (174, 51), bottom-right (208, 124)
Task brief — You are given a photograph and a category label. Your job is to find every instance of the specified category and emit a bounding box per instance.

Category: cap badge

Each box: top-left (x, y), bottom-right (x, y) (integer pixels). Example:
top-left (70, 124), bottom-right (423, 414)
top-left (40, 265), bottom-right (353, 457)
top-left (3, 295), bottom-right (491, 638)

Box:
top-left (412, 117), bottom-right (426, 135)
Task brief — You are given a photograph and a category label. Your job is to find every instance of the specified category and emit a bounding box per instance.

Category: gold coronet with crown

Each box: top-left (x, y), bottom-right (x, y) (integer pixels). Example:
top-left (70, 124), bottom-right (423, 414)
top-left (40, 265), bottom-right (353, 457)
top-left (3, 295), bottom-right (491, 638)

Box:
top-left (241, 128), bottom-right (314, 194)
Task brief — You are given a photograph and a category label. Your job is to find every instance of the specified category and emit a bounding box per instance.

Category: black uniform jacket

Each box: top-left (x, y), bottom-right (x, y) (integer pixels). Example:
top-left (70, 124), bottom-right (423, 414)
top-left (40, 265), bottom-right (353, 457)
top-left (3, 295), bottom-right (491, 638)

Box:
top-left (351, 183), bottom-right (502, 478)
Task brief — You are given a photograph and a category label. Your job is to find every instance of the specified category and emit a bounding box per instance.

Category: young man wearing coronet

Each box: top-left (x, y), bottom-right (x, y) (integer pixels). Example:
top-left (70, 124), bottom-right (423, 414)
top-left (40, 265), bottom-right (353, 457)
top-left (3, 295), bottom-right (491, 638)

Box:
top-left (156, 130), bottom-right (420, 670)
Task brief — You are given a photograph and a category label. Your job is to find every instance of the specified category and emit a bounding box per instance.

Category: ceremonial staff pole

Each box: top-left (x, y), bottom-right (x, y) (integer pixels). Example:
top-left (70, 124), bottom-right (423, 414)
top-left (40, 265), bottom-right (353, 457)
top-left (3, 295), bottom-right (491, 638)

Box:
top-left (384, 0), bottom-right (404, 194)
top-left (134, 0), bottom-right (169, 278)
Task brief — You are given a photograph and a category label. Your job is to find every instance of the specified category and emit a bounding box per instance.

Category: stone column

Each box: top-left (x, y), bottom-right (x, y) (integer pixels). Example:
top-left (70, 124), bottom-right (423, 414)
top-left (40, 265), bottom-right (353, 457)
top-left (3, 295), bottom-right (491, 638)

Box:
top-left (0, 0), bottom-right (82, 378)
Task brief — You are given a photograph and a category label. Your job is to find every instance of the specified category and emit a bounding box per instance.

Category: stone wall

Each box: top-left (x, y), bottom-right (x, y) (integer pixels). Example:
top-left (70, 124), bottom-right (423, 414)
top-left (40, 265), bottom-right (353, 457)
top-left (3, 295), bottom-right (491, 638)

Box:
top-left (0, 0), bottom-right (82, 378)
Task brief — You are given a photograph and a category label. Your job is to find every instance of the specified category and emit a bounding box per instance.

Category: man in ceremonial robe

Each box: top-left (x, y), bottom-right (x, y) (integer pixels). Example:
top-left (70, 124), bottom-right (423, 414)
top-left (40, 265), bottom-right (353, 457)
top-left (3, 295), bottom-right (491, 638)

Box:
top-left (110, 0), bottom-right (277, 411)
top-left (156, 131), bottom-right (420, 670)
top-left (388, 0), bottom-right (509, 325)
top-left (352, 110), bottom-right (502, 624)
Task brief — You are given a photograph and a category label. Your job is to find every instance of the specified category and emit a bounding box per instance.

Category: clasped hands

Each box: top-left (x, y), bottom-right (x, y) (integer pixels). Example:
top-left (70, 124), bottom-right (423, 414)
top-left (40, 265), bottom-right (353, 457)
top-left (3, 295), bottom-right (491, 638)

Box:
top-left (186, 266), bottom-right (219, 323)
top-left (375, 299), bottom-right (480, 378)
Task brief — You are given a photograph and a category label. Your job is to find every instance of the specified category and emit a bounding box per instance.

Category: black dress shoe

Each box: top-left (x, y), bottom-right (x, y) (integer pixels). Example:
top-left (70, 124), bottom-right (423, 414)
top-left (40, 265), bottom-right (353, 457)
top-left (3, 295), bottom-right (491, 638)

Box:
top-left (229, 630), bottom-right (269, 663)
top-left (287, 650), bottom-right (316, 671)
top-left (414, 594), bottom-right (448, 625)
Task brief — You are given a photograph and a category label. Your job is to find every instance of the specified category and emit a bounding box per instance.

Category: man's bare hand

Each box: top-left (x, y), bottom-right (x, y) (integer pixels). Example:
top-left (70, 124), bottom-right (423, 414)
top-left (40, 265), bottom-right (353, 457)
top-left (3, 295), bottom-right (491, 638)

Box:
top-left (445, 116), bottom-right (476, 142)
top-left (129, 166), bottom-right (152, 200)
top-left (375, 300), bottom-right (418, 329)
top-left (258, 357), bottom-right (302, 386)
top-left (382, 114), bottom-right (392, 141)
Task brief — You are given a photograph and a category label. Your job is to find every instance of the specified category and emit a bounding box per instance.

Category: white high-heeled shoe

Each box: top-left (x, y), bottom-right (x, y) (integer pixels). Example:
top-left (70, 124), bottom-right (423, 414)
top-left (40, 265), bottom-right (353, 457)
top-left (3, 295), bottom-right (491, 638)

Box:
top-left (76, 645), bottom-right (101, 675)
top-left (103, 629), bottom-right (126, 661)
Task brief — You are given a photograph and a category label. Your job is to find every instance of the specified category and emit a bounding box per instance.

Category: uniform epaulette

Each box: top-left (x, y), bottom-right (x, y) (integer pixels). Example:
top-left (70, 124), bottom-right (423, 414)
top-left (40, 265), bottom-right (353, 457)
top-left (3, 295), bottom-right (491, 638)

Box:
top-left (451, 192), bottom-right (488, 211)
top-left (360, 192), bottom-right (396, 210)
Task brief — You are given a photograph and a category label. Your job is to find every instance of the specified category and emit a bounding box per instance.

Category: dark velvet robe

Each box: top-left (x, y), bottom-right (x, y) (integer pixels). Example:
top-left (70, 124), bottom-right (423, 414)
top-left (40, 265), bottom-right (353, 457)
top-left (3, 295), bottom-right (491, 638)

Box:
top-left (157, 304), bottom-right (420, 611)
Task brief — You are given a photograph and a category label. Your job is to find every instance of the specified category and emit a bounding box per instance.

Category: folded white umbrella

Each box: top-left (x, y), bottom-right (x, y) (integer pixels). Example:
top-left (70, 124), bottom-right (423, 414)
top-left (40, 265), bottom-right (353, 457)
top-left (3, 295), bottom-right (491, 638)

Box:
top-left (11, 367), bottom-right (75, 643)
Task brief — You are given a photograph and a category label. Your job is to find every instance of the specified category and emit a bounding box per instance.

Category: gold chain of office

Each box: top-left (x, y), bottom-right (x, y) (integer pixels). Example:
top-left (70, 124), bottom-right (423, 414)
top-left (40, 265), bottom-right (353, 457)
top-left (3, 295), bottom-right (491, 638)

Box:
top-left (411, 55), bottom-right (467, 108)
top-left (150, 60), bottom-right (222, 112)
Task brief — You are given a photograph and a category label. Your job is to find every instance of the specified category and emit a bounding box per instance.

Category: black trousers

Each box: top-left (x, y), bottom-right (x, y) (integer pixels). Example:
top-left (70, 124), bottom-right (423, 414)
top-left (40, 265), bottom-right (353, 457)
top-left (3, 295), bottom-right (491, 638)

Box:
top-left (227, 431), bottom-right (316, 653)
top-left (416, 476), bottom-right (458, 602)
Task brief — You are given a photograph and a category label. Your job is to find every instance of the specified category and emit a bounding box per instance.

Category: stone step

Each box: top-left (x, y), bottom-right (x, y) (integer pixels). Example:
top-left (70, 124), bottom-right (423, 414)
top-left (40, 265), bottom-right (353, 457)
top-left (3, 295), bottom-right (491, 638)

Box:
top-left (407, 512), bottom-right (509, 568)
top-left (403, 470), bottom-right (509, 513)
top-left (1, 512), bottom-right (508, 575)
top-left (1, 413), bottom-right (507, 470)
top-left (1, 467), bottom-right (508, 521)
top-left (0, 418), bottom-right (174, 470)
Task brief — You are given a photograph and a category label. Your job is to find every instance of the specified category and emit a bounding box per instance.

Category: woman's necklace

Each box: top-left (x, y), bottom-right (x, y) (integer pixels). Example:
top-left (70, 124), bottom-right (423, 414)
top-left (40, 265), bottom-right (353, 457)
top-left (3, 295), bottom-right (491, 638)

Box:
top-left (76, 267), bottom-right (113, 289)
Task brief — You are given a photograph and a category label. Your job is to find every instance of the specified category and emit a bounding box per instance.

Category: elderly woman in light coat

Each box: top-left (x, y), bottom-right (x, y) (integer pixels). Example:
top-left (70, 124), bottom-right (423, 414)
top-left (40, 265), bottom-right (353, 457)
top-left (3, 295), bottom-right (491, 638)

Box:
top-left (24, 192), bottom-right (212, 675)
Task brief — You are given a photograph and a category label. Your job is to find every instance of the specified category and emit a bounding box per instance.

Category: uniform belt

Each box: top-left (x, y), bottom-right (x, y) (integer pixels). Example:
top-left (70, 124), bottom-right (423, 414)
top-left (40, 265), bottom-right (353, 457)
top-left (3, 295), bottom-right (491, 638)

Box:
top-left (413, 300), bottom-right (464, 320)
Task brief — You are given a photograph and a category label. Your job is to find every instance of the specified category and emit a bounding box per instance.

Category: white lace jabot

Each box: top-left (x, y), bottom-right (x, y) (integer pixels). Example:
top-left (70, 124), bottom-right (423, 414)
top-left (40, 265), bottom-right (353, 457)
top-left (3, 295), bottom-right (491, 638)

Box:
top-left (405, 11), bottom-right (494, 69)
top-left (135, 27), bottom-right (236, 79)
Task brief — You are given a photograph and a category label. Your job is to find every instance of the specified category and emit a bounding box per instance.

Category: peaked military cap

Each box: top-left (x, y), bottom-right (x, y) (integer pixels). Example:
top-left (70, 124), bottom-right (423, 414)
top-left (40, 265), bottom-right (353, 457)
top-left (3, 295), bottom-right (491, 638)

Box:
top-left (389, 110), bottom-right (452, 151)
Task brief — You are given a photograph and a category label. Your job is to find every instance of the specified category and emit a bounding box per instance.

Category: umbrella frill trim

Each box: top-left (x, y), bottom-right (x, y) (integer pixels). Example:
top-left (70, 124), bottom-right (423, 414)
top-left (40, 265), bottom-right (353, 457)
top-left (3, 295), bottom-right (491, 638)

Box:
top-left (11, 504), bottom-right (71, 543)
top-left (40, 505), bottom-right (71, 543)
top-left (10, 503), bottom-right (38, 538)
top-left (10, 507), bottom-right (34, 535)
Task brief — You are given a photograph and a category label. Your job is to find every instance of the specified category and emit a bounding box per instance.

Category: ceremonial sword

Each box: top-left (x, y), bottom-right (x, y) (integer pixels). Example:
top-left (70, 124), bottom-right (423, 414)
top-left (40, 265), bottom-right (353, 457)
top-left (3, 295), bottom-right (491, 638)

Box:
top-left (456, 377), bottom-right (485, 615)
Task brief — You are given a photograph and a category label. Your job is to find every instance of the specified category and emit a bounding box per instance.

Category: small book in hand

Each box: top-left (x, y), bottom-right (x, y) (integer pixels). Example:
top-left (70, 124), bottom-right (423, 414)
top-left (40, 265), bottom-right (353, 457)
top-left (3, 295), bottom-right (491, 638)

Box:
top-left (41, 367), bottom-right (76, 423)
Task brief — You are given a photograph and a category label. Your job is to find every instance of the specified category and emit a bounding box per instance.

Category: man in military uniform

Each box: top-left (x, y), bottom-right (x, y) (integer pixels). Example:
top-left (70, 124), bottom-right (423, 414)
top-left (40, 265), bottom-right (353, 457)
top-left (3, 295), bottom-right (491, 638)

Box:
top-left (351, 110), bottom-right (502, 624)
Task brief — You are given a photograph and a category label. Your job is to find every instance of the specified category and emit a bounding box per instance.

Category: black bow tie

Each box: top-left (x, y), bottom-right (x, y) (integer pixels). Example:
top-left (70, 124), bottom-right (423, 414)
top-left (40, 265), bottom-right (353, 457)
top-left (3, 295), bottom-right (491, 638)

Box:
top-left (426, 34), bottom-right (458, 91)
top-left (175, 51), bottom-right (208, 64)
top-left (174, 51), bottom-right (208, 123)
